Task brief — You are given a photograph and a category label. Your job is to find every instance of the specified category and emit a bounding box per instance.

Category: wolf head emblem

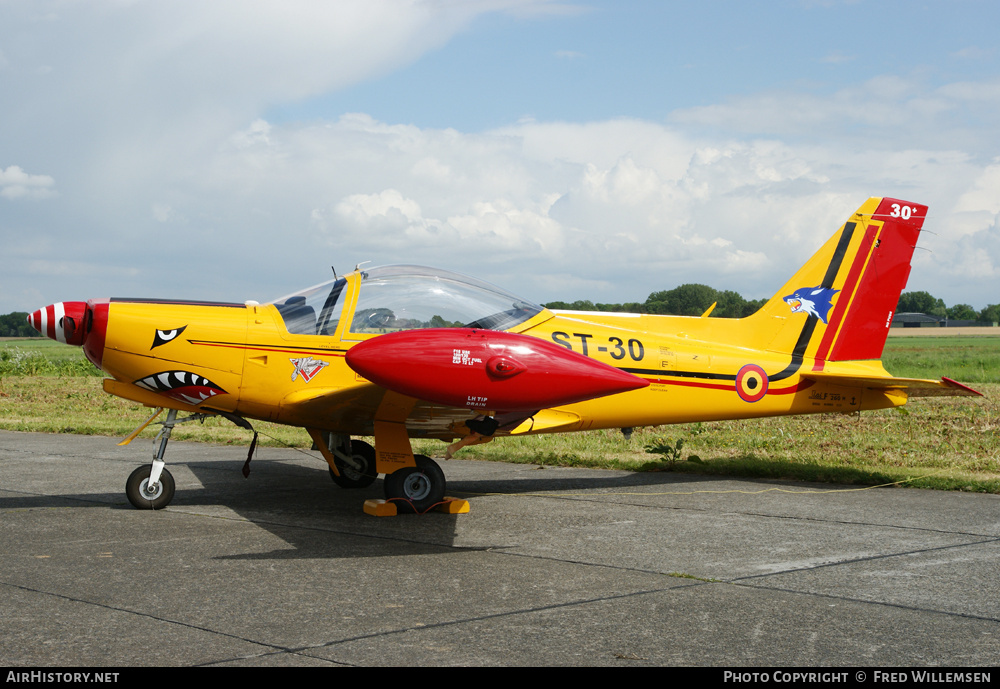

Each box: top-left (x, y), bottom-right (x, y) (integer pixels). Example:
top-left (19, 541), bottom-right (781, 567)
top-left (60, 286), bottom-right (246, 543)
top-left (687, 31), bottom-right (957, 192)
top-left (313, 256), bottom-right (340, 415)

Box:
top-left (783, 287), bottom-right (839, 324)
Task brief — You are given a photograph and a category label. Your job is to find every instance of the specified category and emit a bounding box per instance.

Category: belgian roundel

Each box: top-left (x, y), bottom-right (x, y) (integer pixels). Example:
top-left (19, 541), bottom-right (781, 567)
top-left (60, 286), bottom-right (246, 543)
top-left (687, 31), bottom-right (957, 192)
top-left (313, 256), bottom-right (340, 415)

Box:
top-left (735, 364), bottom-right (768, 403)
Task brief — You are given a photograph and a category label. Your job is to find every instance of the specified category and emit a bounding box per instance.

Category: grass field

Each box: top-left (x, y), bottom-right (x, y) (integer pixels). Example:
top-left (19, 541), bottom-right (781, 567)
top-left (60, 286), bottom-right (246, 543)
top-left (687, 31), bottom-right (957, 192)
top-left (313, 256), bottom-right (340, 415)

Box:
top-left (881, 336), bottom-right (1000, 383)
top-left (1, 335), bottom-right (997, 492)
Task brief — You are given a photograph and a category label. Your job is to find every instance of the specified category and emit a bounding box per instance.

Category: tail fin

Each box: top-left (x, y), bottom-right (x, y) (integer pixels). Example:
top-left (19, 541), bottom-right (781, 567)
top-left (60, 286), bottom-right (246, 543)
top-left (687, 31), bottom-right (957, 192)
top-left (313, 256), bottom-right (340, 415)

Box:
top-left (747, 197), bottom-right (925, 365)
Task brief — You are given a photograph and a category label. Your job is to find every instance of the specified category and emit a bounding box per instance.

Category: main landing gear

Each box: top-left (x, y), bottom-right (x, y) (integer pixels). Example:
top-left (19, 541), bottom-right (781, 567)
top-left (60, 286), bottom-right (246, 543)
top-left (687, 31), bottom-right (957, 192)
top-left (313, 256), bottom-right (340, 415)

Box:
top-left (315, 431), bottom-right (447, 512)
top-left (315, 433), bottom-right (378, 489)
top-left (383, 454), bottom-right (446, 513)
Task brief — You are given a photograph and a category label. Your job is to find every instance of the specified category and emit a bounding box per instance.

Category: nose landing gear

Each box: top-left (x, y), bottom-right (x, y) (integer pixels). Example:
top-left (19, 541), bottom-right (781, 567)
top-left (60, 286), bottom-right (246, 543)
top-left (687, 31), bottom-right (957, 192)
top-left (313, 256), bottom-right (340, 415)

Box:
top-left (125, 408), bottom-right (180, 510)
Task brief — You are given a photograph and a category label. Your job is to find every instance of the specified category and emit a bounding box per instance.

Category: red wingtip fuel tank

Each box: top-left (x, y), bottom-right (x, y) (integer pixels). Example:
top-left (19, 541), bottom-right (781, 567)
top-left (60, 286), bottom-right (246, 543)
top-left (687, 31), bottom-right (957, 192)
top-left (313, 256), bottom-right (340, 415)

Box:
top-left (346, 328), bottom-right (649, 411)
top-left (27, 299), bottom-right (109, 369)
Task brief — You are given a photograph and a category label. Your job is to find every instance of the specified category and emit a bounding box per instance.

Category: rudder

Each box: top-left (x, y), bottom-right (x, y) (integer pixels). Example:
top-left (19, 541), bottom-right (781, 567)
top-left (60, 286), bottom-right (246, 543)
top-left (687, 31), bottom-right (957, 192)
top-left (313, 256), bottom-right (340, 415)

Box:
top-left (746, 197), bottom-right (925, 366)
top-left (822, 198), bottom-right (925, 361)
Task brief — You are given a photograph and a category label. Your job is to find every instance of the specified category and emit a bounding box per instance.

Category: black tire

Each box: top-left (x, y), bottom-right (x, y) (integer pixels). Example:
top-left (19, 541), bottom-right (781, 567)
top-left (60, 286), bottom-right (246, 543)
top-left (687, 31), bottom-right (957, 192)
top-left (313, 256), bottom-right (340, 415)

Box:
top-left (383, 454), bottom-right (446, 513)
top-left (329, 439), bottom-right (378, 489)
top-left (125, 465), bottom-right (176, 510)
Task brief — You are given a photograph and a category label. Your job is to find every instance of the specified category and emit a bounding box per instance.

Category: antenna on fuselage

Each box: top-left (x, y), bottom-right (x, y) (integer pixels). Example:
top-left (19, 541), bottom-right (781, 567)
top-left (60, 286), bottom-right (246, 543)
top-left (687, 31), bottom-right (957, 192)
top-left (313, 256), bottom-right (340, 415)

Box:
top-left (331, 266), bottom-right (338, 280)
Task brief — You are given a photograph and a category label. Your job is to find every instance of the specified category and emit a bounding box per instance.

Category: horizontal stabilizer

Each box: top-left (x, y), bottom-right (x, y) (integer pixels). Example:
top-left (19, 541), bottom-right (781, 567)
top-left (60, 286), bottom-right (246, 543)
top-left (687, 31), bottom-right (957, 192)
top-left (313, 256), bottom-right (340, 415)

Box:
top-left (802, 372), bottom-right (983, 397)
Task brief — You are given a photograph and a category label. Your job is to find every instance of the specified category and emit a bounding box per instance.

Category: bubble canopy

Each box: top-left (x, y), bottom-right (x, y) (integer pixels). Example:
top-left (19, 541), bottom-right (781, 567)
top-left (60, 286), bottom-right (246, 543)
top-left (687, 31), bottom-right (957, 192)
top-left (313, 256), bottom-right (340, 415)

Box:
top-left (269, 265), bottom-right (545, 337)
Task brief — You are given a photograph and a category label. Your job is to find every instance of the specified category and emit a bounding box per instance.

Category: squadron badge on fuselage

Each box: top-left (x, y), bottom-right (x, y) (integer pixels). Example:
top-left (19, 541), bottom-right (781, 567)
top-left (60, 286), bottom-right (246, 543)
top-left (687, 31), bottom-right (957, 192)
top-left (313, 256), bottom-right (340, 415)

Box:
top-left (290, 357), bottom-right (329, 383)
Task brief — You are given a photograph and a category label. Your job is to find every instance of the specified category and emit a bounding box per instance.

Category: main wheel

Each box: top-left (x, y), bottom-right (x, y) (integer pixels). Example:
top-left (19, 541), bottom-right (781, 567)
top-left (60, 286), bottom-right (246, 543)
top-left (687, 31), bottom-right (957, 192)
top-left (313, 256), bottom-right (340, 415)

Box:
top-left (383, 454), bottom-right (446, 513)
top-left (329, 439), bottom-right (378, 489)
top-left (125, 465), bottom-right (176, 510)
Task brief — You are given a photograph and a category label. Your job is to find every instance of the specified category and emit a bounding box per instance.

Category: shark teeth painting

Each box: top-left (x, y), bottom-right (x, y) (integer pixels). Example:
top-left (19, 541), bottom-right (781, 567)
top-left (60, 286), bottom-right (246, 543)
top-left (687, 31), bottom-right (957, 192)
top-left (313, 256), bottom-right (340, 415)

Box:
top-left (133, 370), bottom-right (227, 406)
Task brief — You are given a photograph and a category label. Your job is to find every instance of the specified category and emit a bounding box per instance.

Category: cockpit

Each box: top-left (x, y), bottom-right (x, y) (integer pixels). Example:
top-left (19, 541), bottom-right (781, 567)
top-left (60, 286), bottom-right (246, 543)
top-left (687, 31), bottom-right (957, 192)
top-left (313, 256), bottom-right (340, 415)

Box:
top-left (270, 265), bottom-right (545, 338)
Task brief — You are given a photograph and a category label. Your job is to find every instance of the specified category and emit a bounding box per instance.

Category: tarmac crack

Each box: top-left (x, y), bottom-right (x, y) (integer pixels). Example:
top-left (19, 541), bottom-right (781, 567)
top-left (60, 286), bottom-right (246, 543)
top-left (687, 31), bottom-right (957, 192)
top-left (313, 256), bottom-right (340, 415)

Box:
top-left (0, 573), bottom-right (699, 667)
top-left (204, 566), bottom-right (1000, 666)
top-left (0, 579), bottom-right (301, 659)
top-left (726, 537), bottom-right (1000, 624)
top-left (729, 535), bottom-right (1000, 583)
top-left (496, 490), bottom-right (1000, 540)
top-left (730, 580), bottom-right (1000, 625)
top-left (218, 585), bottom-right (695, 664)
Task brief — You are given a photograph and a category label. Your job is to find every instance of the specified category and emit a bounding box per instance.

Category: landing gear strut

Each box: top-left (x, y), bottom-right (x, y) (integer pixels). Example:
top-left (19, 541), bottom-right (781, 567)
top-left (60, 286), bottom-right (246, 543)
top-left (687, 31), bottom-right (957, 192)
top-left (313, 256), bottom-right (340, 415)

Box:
top-left (126, 408), bottom-right (179, 510)
top-left (327, 436), bottom-right (378, 489)
top-left (309, 430), bottom-right (379, 489)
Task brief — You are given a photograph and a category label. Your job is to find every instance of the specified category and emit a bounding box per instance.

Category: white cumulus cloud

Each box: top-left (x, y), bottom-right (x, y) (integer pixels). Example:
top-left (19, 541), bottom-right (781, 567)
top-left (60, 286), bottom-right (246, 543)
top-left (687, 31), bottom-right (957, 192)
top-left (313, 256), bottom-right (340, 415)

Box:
top-left (0, 165), bottom-right (55, 199)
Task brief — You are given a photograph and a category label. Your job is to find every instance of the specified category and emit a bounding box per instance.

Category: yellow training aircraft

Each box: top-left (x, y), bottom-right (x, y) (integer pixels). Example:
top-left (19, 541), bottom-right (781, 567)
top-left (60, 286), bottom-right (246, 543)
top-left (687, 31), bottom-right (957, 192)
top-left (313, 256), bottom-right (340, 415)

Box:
top-left (28, 197), bottom-right (980, 512)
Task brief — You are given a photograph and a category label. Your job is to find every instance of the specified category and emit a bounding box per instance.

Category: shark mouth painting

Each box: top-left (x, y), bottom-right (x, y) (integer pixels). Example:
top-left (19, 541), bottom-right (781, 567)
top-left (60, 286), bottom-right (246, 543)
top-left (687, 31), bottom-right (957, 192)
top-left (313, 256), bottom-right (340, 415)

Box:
top-left (133, 370), bottom-right (227, 406)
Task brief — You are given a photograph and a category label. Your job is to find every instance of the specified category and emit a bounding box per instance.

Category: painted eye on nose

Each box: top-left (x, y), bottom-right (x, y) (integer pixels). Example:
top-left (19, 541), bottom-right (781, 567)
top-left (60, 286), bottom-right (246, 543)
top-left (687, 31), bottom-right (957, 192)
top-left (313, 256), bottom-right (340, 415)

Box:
top-left (151, 326), bottom-right (188, 350)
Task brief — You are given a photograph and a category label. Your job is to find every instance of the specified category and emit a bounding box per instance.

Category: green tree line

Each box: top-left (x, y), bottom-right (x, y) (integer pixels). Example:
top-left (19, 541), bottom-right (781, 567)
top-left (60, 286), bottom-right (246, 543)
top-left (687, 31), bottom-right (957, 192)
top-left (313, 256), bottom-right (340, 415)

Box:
top-left (0, 312), bottom-right (34, 337)
top-left (544, 283), bottom-right (767, 318)
top-left (895, 291), bottom-right (999, 323)
top-left (544, 287), bottom-right (1000, 322)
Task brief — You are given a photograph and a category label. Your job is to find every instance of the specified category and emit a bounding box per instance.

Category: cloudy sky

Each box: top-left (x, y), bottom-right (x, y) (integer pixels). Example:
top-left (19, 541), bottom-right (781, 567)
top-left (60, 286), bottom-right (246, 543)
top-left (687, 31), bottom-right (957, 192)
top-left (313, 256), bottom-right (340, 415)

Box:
top-left (2, 0), bottom-right (999, 316)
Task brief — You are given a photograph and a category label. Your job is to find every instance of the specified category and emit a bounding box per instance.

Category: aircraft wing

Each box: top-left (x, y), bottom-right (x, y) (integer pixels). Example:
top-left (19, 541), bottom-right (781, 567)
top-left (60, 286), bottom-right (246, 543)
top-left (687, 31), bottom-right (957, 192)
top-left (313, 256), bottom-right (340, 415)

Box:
top-left (277, 382), bottom-right (585, 438)
top-left (802, 372), bottom-right (983, 398)
top-left (277, 383), bottom-right (480, 435)
top-left (273, 328), bottom-right (649, 438)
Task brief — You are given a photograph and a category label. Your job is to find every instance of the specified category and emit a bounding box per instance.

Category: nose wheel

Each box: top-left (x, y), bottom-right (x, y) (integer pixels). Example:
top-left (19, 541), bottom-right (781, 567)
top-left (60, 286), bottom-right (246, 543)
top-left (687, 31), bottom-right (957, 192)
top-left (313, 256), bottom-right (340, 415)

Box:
top-left (126, 464), bottom-right (175, 510)
top-left (383, 454), bottom-right (446, 513)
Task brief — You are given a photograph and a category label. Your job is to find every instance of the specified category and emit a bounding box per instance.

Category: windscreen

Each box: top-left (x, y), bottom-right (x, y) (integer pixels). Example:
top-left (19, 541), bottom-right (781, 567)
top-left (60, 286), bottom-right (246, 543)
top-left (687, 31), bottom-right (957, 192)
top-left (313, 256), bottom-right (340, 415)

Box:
top-left (269, 278), bottom-right (347, 336)
top-left (350, 265), bottom-right (542, 334)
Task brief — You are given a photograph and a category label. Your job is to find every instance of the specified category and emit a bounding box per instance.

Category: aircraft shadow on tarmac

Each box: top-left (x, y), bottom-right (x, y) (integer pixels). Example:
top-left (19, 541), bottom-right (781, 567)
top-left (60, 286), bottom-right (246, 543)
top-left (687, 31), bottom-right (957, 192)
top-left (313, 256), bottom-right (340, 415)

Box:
top-left (2, 453), bottom-right (711, 561)
top-left (192, 458), bottom-right (711, 562)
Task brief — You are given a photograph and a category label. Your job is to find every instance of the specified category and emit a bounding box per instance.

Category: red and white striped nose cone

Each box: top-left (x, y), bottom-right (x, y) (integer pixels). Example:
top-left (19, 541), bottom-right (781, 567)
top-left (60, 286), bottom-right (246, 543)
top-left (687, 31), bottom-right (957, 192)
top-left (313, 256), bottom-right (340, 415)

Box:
top-left (27, 304), bottom-right (61, 341)
top-left (26, 302), bottom-right (87, 346)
